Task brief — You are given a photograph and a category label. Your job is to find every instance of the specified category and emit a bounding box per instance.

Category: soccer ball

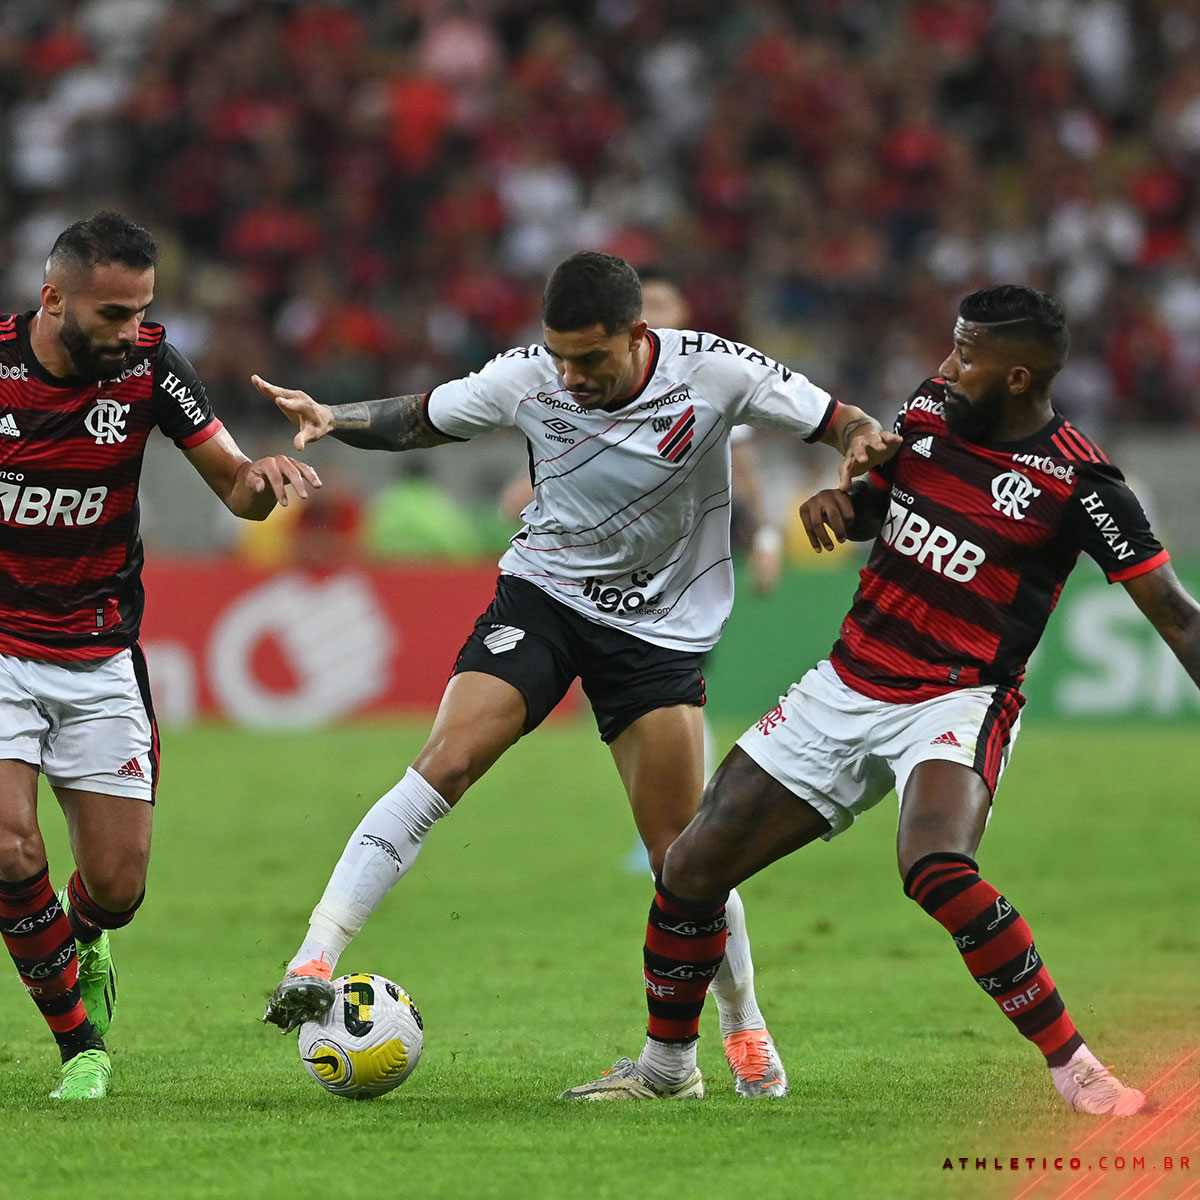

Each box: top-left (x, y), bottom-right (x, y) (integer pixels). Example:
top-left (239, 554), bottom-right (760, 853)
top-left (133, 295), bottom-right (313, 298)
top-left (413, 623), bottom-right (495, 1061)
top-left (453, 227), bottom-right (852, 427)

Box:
top-left (297, 972), bottom-right (423, 1099)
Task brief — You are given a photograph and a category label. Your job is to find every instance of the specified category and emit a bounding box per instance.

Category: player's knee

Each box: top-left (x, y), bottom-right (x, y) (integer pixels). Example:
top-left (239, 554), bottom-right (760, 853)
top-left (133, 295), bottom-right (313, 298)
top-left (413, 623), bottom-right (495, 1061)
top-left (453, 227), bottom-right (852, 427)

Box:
top-left (661, 830), bottom-right (729, 906)
top-left (0, 820), bottom-right (48, 882)
top-left (410, 743), bottom-right (478, 806)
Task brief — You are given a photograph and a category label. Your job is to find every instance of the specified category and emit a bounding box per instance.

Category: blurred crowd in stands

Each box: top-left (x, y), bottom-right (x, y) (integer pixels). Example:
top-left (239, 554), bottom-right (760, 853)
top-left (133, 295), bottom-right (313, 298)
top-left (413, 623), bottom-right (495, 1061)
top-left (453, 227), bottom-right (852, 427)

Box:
top-left (3, 0), bottom-right (1200, 558)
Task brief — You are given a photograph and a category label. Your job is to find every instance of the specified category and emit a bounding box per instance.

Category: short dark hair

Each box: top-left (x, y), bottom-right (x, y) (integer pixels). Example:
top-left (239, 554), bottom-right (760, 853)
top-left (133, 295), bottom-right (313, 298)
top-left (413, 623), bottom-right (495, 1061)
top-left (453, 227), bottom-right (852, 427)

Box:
top-left (541, 251), bottom-right (642, 334)
top-left (958, 284), bottom-right (1070, 382)
top-left (46, 211), bottom-right (159, 280)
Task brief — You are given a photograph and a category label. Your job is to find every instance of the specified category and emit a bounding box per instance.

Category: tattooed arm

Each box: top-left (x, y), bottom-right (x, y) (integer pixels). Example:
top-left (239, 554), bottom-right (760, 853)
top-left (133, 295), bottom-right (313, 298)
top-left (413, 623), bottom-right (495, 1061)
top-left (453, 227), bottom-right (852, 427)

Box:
top-left (251, 376), bottom-right (455, 452)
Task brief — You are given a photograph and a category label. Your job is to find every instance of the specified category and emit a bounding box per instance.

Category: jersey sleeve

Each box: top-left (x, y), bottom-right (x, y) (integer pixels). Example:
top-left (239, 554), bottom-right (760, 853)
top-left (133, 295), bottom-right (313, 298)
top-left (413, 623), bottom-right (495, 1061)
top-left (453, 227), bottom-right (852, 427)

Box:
top-left (153, 342), bottom-right (223, 448)
top-left (687, 340), bottom-right (836, 442)
top-left (425, 347), bottom-right (536, 439)
top-left (1065, 464), bottom-right (1169, 582)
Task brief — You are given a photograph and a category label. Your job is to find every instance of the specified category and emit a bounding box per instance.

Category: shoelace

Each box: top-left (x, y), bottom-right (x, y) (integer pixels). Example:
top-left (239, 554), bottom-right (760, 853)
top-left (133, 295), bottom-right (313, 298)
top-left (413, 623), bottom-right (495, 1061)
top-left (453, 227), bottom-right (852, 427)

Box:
top-left (727, 1037), bottom-right (772, 1082)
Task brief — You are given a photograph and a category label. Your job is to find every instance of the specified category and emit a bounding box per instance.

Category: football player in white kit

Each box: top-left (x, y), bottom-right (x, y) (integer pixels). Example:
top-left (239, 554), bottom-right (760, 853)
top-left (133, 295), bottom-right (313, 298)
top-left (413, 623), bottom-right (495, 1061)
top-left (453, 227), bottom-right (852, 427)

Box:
top-left (256, 251), bottom-right (900, 1098)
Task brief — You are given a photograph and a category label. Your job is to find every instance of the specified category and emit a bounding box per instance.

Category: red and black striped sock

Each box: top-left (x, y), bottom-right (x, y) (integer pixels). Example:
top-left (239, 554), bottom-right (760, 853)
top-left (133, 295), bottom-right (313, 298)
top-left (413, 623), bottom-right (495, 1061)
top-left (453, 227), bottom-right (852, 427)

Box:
top-left (0, 867), bottom-right (102, 1061)
top-left (643, 881), bottom-right (727, 1044)
top-left (904, 853), bottom-right (1083, 1067)
top-left (65, 868), bottom-right (141, 938)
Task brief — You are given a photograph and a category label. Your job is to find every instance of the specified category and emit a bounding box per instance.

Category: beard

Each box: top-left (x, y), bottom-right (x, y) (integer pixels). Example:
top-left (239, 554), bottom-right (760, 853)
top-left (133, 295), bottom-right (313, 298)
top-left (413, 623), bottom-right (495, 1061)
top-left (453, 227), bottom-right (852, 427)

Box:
top-left (943, 380), bottom-right (1006, 441)
top-left (57, 314), bottom-right (132, 381)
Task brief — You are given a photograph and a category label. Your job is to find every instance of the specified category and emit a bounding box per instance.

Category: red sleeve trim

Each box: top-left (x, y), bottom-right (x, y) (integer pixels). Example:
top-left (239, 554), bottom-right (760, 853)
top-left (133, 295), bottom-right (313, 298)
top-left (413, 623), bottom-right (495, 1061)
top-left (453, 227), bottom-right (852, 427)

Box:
top-left (1108, 548), bottom-right (1170, 583)
top-left (868, 467), bottom-right (890, 489)
top-left (804, 397), bottom-right (840, 445)
top-left (180, 417), bottom-right (223, 448)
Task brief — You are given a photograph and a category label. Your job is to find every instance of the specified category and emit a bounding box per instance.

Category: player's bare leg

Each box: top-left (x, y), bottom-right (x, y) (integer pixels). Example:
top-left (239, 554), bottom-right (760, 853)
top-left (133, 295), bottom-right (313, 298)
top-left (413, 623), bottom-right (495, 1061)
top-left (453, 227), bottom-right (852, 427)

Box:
top-left (55, 788), bottom-right (151, 1044)
top-left (565, 745), bottom-right (823, 1100)
top-left (0, 765), bottom-right (128, 1097)
top-left (898, 760), bottom-right (1145, 1117)
top-left (264, 673), bottom-right (527, 1030)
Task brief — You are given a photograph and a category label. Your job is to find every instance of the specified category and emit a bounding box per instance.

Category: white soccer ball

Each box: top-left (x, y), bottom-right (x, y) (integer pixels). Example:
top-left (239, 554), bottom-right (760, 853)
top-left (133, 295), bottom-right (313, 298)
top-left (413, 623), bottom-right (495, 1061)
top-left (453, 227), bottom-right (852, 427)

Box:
top-left (297, 972), bottom-right (424, 1099)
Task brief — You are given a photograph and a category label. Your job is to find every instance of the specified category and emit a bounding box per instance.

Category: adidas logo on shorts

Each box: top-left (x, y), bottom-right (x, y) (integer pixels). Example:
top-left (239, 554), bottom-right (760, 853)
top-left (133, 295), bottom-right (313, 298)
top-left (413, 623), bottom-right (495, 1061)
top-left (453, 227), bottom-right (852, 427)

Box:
top-left (117, 757), bottom-right (145, 778)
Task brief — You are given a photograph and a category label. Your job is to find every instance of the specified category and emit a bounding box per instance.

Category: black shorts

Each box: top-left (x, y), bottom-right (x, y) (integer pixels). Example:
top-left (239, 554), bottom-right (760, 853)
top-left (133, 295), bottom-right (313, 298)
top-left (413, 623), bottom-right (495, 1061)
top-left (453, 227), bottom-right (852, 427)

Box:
top-left (452, 575), bottom-right (706, 743)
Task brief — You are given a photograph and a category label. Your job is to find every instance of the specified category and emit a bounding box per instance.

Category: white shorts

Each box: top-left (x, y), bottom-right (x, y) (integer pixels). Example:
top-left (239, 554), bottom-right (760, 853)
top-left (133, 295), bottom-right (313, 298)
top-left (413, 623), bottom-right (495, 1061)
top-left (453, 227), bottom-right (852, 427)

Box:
top-left (0, 648), bottom-right (157, 802)
top-left (736, 659), bottom-right (1022, 839)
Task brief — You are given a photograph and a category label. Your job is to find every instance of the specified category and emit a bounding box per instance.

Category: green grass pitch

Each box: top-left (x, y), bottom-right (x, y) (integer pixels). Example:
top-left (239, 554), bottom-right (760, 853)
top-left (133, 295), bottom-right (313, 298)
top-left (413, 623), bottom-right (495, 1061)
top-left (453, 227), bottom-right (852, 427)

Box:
top-left (1, 720), bottom-right (1195, 1200)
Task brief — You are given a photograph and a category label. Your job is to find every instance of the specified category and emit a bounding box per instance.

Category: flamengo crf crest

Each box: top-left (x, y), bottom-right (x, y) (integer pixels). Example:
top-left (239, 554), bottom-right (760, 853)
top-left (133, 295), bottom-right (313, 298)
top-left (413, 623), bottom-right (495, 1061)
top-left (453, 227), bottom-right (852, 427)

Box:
top-left (990, 469), bottom-right (1040, 519)
top-left (657, 405), bottom-right (695, 462)
top-left (85, 397), bottom-right (130, 445)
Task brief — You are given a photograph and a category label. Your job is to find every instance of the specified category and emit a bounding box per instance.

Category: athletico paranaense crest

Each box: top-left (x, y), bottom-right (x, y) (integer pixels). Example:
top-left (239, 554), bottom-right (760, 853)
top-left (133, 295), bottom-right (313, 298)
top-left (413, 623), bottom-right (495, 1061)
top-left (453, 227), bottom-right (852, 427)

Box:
top-left (657, 405), bottom-right (695, 462)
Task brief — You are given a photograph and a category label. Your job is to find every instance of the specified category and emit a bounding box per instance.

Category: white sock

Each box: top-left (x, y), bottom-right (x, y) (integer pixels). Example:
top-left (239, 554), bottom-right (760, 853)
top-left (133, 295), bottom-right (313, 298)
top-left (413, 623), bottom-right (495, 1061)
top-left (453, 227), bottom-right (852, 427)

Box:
top-left (638, 1037), bottom-right (697, 1086)
top-left (288, 767), bottom-right (450, 974)
top-left (710, 887), bottom-right (766, 1035)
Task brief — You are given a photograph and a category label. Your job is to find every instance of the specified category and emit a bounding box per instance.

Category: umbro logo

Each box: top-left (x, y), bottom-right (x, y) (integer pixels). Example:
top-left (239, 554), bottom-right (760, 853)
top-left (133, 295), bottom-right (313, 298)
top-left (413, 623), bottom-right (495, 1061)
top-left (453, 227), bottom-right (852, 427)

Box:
top-left (912, 435), bottom-right (933, 458)
top-left (0, 413), bottom-right (20, 437)
top-left (542, 418), bottom-right (576, 435)
top-left (930, 730), bottom-right (961, 747)
top-left (483, 625), bottom-right (525, 654)
top-left (117, 757), bottom-right (145, 778)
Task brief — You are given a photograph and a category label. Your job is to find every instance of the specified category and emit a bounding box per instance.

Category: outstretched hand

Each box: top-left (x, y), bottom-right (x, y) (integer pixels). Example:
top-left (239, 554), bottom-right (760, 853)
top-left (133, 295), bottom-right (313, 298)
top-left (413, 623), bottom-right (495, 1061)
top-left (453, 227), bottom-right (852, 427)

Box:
top-left (239, 454), bottom-right (322, 508)
top-left (251, 374), bottom-right (334, 450)
top-left (837, 427), bottom-right (902, 490)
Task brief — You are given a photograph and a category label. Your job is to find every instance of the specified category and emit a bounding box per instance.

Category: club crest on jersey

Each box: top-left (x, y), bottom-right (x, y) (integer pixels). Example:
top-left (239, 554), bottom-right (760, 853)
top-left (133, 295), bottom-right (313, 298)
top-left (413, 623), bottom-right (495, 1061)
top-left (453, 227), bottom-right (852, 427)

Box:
top-left (990, 470), bottom-right (1041, 520)
top-left (85, 397), bottom-right (130, 445)
top-left (657, 405), bottom-right (694, 462)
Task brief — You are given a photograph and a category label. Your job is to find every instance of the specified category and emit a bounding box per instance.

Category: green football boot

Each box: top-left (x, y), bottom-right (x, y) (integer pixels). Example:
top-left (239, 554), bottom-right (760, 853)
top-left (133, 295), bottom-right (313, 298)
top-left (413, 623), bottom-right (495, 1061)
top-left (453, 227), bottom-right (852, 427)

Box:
top-left (50, 1048), bottom-right (111, 1101)
top-left (58, 887), bottom-right (117, 1038)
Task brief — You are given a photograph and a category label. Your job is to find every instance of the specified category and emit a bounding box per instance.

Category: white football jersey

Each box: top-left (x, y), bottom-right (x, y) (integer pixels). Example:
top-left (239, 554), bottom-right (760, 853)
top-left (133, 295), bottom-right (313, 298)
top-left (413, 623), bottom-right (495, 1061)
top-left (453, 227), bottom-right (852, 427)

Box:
top-left (426, 329), bottom-right (837, 651)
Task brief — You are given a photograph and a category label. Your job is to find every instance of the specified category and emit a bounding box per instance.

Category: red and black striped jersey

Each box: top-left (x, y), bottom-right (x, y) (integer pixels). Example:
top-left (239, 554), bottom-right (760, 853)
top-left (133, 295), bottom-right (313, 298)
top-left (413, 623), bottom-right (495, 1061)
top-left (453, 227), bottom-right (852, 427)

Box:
top-left (830, 377), bottom-right (1168, 704)
top-left (0, 312), bottom-right (223, 661)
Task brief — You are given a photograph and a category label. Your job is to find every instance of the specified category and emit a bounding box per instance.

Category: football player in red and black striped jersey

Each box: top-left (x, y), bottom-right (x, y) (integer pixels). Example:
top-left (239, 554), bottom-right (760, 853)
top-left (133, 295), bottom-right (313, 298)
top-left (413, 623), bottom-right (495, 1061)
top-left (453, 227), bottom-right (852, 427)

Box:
top-left (574, 284), bottom-right (1200, 1111)
top-left (0, 211), bottom-right (320, 1099)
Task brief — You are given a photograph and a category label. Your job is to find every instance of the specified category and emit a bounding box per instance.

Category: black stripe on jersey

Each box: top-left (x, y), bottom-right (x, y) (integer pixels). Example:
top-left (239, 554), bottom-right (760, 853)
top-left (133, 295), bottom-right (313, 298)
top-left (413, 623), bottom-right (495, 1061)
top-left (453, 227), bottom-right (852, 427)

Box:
top-left (136, 323), bottom-right (166, 348)
top-left (987, 540), bottom-right (1068, 684)
top-left (528, 408), bottom-right (726, 540)
top-left (870, 547), bottom-right (1010, 642)
top-left (658, 410), bottom-right (695, 461)
top-left (643, 546), bottom-right (733, 628)
top-left (1051, 422), bottom-right (1108, 464)
top-left (531, 405), bottom-right (643, 487)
